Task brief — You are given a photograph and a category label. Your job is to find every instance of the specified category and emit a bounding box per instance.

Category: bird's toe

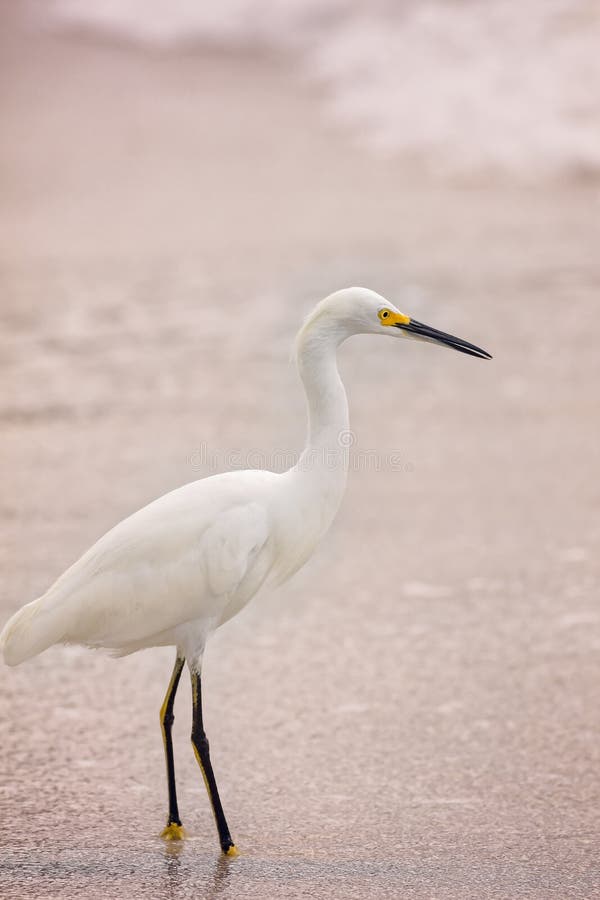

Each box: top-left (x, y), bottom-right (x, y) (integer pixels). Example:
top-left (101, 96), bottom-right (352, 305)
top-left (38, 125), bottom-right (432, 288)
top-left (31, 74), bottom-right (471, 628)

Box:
top-left (160, 823), bottom-right (187, 841)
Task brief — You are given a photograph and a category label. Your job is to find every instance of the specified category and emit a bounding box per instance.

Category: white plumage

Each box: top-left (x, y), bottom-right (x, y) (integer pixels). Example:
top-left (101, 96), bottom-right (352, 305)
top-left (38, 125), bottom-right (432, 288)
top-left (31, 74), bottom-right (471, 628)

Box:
top-left (0, 286), bottom-right (490, 853)
top-left (3, 473), bottom-right (276, 663)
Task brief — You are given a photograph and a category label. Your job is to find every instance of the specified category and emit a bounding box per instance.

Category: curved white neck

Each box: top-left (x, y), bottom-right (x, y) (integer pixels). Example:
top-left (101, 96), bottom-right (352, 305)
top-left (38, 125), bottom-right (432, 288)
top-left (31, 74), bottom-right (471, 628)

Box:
top-left (270, 320), bottom-right (351, 584)
top-left (295, 321), bottom-right (350, 471)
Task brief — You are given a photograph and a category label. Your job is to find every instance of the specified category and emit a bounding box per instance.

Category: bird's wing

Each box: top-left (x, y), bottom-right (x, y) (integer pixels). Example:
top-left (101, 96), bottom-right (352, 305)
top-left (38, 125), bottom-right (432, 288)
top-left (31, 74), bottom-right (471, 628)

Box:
top-left (200, 501), bottom-right (271, 597)
top-left (3, 473), bottom-right (276, 662)
top-left (64, 498), bottom-right (273, 650)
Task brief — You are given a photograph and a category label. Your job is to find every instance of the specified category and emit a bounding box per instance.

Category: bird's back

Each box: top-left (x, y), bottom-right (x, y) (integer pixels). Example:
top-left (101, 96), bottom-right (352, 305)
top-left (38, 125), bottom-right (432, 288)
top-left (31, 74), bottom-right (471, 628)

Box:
top-left (1, 470), bottom-right (280, 665)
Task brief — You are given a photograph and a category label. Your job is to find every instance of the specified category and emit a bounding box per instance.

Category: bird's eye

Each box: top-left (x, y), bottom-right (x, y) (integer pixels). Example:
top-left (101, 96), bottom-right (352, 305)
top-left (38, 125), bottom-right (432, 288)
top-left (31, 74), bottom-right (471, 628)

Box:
top-left (381, 310), bottom-right (389, 319)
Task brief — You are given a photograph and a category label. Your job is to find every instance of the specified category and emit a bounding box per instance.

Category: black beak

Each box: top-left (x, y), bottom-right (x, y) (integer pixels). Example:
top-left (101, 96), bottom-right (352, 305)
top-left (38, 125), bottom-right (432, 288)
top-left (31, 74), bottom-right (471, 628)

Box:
top-left (396, 319), bottom-right (492, 360)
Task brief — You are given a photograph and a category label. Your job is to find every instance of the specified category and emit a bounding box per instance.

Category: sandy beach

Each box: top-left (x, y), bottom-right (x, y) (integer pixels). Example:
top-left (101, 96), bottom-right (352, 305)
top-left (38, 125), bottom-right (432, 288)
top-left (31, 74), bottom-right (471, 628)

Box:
top-left (1, 4), bottom-right (599, 898)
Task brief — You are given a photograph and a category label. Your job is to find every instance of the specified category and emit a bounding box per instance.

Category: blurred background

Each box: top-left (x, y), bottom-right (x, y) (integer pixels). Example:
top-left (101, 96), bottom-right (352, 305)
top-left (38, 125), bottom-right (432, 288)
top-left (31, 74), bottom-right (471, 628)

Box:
top-left (1, 2), bottom-right (599, 898)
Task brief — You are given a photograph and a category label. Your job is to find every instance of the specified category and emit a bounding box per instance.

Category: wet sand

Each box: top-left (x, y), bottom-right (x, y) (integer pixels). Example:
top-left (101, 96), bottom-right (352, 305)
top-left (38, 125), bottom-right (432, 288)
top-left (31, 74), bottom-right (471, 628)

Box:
top-left (1, 7), bottom-right (599, 899)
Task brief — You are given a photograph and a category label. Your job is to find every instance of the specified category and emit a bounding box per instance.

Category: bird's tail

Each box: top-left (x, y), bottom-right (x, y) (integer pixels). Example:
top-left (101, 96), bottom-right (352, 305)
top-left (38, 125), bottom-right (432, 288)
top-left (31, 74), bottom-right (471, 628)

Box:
top-left (0, 596), bottom-right (65, 666)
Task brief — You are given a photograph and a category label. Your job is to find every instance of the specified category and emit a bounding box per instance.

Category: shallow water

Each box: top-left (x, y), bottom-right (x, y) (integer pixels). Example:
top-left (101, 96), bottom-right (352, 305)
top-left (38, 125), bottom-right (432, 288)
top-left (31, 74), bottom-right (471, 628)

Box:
top-left (47, 0), bottom-right (600, 179)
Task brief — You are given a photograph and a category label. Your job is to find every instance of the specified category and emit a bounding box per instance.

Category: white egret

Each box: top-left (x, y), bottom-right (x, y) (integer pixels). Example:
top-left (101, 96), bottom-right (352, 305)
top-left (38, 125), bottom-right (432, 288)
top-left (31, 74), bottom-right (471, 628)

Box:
top-left (0, 287), bottom-right (491, 855)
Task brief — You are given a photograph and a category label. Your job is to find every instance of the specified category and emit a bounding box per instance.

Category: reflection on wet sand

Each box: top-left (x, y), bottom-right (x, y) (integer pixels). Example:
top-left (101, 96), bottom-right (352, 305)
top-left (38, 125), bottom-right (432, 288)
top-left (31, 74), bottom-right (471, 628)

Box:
top-left (161, 840), bottom-right (236, 900)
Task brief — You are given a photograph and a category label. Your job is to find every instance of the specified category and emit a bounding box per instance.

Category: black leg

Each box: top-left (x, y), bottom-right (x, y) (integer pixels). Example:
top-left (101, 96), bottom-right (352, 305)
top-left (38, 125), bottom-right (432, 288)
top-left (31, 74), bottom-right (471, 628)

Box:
top-left (190, 670), bottom-right (237, 856)
top-left (160, 654), bottom-right (186, 840)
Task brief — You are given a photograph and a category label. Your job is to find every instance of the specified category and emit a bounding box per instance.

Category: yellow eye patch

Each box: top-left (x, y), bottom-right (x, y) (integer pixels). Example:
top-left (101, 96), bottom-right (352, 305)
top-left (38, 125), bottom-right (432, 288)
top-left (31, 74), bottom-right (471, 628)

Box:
top-left (378, 308), bottom-right (411, 326)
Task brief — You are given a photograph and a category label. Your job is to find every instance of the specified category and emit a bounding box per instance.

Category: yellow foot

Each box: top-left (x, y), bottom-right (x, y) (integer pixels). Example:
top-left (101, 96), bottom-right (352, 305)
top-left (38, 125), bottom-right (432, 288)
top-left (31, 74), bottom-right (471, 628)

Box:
top-left (160, 823), bottom-right (187, 841)
top-left (223, 844), bottom-right (239, 858)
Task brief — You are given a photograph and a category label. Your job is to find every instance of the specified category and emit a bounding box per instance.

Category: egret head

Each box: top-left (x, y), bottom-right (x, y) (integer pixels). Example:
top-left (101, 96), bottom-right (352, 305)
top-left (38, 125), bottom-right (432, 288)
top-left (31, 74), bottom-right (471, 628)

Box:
top-left (298, 287), bottom-right (491, 360)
